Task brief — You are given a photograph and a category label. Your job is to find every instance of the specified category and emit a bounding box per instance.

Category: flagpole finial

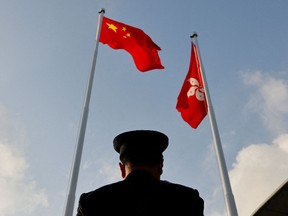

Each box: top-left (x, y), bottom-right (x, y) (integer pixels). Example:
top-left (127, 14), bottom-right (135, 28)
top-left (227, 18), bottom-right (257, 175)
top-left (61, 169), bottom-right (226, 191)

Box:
top-left (99, 8), bottom-right (105, 14)
top-left (190, 32), bottom-right (198, 38)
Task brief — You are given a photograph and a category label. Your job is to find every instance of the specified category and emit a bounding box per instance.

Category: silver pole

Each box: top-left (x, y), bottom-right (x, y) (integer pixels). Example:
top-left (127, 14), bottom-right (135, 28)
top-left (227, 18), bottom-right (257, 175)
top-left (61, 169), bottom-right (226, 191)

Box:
top-left (191, 33), bottom-right (238, 216)
top-left (63, 8), bottom-right (105, 216)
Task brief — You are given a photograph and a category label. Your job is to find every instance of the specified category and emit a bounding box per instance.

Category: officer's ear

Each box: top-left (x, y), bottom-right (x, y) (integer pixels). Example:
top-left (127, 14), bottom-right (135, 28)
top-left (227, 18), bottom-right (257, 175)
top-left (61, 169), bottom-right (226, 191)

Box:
top-left (119, 162), bottom-right (126, 178)
top-left (158, 159), bottom-right (164, 176)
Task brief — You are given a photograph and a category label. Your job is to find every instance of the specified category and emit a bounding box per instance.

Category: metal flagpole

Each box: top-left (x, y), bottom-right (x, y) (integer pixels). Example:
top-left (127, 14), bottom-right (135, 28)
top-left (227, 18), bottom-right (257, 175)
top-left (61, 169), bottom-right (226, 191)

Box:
top-left (63, 8), bottom-right (105, 216)
top-left (191, 33), bottom-right (238, 216)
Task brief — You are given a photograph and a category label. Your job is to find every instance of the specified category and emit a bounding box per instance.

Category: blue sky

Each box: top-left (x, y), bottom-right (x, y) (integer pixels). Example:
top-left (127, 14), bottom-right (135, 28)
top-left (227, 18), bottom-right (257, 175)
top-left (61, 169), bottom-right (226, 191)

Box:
top-left (1, 1), bottom-right (288, 216)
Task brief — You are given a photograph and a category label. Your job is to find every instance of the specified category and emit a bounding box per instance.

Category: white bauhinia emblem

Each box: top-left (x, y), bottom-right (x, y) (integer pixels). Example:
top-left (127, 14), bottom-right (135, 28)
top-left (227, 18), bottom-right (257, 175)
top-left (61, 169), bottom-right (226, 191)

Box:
top-left (187, 78), bottom-right (205, 101)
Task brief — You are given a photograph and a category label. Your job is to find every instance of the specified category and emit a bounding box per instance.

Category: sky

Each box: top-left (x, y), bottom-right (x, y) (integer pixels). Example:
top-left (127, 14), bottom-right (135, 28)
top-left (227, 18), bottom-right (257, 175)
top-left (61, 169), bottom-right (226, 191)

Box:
top-left (1, 0), bottom-right (288, 215)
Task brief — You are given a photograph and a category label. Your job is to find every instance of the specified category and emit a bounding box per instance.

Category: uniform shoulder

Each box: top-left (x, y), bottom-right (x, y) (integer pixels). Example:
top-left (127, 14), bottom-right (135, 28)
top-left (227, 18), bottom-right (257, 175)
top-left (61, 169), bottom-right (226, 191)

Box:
top-left (79, 181), bottom-right (124, 200)
top-left (159, 180), bottom-right (204, 214)
top-left (160, 180), bottom-right (201, 196)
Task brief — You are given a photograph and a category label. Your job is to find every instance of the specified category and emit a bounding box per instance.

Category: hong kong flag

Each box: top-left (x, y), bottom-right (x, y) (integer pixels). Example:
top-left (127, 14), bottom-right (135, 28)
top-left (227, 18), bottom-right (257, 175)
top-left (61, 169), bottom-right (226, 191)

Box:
top-left (176, 42), bottom-right (208, 129)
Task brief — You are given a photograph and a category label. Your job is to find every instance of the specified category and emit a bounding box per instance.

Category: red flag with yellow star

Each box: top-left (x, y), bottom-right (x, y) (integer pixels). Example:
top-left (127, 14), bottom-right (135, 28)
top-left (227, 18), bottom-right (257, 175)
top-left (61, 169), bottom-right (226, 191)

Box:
top-left (99, 16), bottom-right (164, 72)
top-left (176, 42), bottom-right (208, 129)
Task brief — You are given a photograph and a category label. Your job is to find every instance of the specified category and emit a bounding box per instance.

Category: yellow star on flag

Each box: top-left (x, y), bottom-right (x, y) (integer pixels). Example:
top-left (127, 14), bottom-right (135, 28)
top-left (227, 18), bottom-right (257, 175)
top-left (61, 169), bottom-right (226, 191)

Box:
top-left (106, 23), bottom-right (117, 32)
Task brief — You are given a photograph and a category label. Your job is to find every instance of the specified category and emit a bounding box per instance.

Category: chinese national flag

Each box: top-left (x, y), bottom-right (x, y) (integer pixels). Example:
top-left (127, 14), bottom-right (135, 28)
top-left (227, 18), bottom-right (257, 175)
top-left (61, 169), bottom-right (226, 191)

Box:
top-left (99, 16), bottom-right (164, 72)
top-left (176, 42), bottom-right (208, 129)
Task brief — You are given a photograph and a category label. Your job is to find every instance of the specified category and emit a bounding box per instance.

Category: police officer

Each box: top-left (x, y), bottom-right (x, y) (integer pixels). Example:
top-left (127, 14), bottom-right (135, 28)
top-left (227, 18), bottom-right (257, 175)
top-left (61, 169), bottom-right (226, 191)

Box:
top-left (76, 130), bottom-right (204, 215)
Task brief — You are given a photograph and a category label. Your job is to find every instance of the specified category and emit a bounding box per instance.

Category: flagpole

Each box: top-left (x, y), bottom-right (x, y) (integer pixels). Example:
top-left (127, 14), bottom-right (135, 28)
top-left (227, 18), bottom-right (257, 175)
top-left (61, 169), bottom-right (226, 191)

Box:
top-left (63, 8), bottom-right (105, 216)
top-left (191, 33), bottom-right (238, 216)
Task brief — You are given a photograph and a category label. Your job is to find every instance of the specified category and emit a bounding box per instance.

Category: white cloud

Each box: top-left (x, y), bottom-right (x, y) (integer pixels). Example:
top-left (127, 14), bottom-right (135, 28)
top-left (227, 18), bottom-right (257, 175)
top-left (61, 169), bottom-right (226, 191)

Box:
top-left (0, 106), bottom-right (49, 216)
top-left (98, 161), bottom-right (121, 183)
top-left (227, 71), bottom-right (288, 216)
top-left (242, 71), bottom-right (288, 133)
top-left (0, 143), bottom-right (49, 215)
top-left (230, 133), bottom-right (288, 216)
top-left (82, 158), bottom-right (121, 184)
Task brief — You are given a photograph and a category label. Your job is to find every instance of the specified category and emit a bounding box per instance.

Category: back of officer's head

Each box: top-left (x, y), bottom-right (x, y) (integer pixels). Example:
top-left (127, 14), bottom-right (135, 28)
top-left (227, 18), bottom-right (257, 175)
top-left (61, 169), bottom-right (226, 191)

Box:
top-left (113, 130), bottom-right (169, 166)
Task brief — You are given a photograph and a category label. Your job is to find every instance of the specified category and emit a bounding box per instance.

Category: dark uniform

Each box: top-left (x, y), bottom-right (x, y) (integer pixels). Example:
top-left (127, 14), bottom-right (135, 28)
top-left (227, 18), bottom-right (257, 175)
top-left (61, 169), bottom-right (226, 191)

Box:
top-left (76, 130), bottom-right (204, 216)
